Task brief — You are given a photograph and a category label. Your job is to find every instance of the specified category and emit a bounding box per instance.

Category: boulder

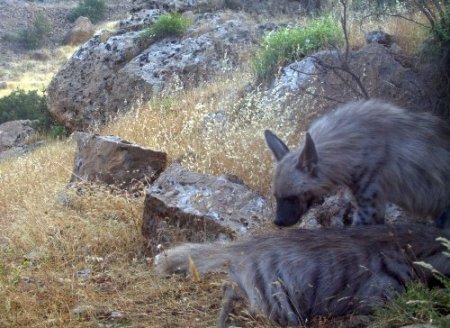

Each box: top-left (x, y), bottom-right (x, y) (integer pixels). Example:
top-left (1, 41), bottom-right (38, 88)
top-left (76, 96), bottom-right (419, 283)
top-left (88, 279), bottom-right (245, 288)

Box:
top-left (70, 132), bottom-right (167, 192)
top-left (0, 120), bottom-right (36, 152)
top-left (270, 43), bottom-right (436, 131)
top-left (47, 11), bottom-right (257, 130)
top-left (63, 16), bottom-right (96, 46)
top-left (365, 30), bottom-right (395, 47)
top-left (142, 162), bottom-right (272, 249)
top-left (145, 0), bottom-right (304, 15)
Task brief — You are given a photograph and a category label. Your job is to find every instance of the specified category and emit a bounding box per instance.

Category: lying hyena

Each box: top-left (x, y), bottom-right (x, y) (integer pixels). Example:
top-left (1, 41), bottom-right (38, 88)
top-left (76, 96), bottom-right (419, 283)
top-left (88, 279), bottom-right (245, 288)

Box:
top-left (265, 99), bottom-right (450, 226)
top-left (155, 224), bottom-right (450, 327)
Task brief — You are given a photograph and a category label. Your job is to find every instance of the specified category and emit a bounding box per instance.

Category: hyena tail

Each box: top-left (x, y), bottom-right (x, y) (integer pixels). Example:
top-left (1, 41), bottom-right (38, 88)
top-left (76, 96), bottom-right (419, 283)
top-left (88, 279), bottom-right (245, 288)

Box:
top-left (154, 242), bottom-right (233, 276)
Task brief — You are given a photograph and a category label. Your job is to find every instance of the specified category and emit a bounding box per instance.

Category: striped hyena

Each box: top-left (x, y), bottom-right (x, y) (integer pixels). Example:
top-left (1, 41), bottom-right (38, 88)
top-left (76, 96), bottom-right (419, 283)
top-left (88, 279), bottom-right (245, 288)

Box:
top-left (264, 99), bottom-right (450, 226)
top-left (155, 224), bottom-right (450, 327)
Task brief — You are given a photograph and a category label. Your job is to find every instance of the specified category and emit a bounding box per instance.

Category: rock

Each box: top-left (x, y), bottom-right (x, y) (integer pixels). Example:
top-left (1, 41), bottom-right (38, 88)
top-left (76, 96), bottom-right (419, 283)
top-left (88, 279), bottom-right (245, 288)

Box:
top-left (0, 120), bottom-right (36, 152)
top-left (0, 81), bottom-right (6, 89)
top-left (142, 162), bottom-right (271, 249)
top-left (119, 9), bottom-right (162, 32)
top-left (70, 132), bottom-right (167, 192)
top-left (365, 30), bottom-right (395, 47)
top-left (63, 16), bottom-right (96, 46)
top-left (145, 0), bottom-right (304, 15)
top-left (47, 11), bottom-right (257, 130)
top-left (270, 43), bottom-right (435, 131)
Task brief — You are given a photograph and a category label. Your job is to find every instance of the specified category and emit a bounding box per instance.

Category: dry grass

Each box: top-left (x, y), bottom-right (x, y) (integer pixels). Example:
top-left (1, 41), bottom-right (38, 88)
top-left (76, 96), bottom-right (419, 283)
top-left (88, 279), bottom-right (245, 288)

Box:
top-left (0, 9), bottom-right (436, 328)
top-left (0, 46), bottom-right (77, 98)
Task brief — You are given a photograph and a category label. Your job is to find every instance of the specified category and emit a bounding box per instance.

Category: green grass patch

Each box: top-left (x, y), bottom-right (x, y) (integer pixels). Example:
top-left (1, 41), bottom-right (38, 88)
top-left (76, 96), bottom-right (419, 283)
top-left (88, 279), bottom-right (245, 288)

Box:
top-left (0, 89), bottom-right (64, 137)
top-left (15, 12), bottom-right (52, 50)
top-left (141, 12), bottom-right (191, 40)
top-left (253, 16), bottom-right (344, 82)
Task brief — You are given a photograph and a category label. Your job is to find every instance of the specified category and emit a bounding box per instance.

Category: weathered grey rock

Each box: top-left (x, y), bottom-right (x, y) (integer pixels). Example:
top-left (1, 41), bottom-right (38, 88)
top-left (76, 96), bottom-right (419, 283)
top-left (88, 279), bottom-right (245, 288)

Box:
top-left (70, 132), bottom-right (167, 192)
top-left (365, 30), bottom-right (395, 47)
top-left (63, 16), bottom-right (96, 46)
top-left (0, 120), bottom-right (36, 152)
top-left (47, 11), bottom-right (257, 130)
top-left (119, 9), bottom-right (162, 32)
top-left (0, 81), bottom-right (7, 89)
top-left (142, 162), bottom-right (271, 248)
top-left (145, 0), bottom-right (304, 15)
top-left (0, 140), bottom-right (45, 161)
top-left (146, 0), bottom-right (225, 13)
top-left (270, 43), bottom-right (435, 130)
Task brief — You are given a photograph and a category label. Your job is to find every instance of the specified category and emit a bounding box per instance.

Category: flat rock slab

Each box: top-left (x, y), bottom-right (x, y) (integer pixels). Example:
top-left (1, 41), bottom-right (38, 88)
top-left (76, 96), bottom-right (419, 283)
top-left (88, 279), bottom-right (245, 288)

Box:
top-left (142, 162), bottom-right (272, 247)
top-left (70, 132), bottom-right (167, 192)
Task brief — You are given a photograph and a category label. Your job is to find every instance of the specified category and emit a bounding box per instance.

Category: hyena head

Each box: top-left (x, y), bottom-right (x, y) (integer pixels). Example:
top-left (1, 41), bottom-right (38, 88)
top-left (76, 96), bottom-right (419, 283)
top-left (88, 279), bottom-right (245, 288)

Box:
top-left (265, 130), bottom-right (323, 227)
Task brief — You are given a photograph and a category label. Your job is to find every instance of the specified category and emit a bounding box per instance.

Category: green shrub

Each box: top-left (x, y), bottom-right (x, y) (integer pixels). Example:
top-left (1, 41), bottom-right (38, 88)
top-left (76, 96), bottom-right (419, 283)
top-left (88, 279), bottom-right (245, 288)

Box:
top-left (67, 0), bottom-right (106, 24)
top-left (141, 13), bottom-right (191, 40)
top-left (253, 16), bottom-right (344, 82)
top-left (16, 13), bottom-right (52, 49)
top-left (0, 90), bottom-right (54, 133)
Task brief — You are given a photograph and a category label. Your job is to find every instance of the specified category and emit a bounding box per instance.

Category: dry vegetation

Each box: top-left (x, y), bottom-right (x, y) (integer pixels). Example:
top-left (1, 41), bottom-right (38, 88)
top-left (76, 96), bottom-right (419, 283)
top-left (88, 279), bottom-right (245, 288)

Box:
top-left (0, 8), bottom-right (436, 328)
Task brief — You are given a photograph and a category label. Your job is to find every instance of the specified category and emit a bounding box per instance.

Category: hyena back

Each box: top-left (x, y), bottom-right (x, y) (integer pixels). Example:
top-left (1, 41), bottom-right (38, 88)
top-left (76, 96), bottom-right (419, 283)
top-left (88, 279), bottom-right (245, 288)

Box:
top-left (265, 99), bottom-right (450, 226)
top-left (155, 224), bottom-right (450, 327)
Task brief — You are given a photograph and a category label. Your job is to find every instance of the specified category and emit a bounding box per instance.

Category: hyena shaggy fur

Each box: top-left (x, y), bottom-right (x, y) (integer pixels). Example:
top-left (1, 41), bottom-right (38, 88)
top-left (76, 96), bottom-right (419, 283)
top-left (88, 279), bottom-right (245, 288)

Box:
top-left (265, 99), bottom-right (450, 226)
top-left (155, 224), bottom-right (450, 327)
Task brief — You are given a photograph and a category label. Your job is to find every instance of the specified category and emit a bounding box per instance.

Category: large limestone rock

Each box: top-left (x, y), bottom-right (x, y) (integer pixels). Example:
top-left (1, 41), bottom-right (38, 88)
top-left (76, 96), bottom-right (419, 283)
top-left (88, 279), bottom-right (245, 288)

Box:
top-left (47, 10), bottom-right (257, 130)
top-left (270, 43), bottom-right (436, 130)
top-left (70, 132), bottom-right (167, 192)
top-left (142, 162), bottom-right (272, 248)
top-left (63, 16), bottom-right (96, 46)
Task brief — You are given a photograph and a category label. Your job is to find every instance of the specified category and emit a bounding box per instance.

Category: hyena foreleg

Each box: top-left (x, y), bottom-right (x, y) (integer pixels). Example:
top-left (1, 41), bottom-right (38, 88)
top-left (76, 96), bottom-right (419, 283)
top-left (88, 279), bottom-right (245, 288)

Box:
top-left (352, 182), bottom-right (386, 225)
top-left (218, 282), bottom-right (244, 328)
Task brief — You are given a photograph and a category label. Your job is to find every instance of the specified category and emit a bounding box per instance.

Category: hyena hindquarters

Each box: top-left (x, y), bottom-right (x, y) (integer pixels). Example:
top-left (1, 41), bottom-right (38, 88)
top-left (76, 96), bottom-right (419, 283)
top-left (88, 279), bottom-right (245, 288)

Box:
top-left (265, 99), bottom-right (450, 226)
top-left (155, 224), bottom-right (450, 327)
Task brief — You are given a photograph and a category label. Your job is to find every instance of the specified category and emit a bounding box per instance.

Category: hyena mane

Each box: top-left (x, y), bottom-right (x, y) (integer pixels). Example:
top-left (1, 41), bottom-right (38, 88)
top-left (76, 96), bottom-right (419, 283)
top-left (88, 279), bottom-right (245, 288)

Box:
top-left (155, 224), bottom-right (450, 327)
top-left (265, 99), bottom-right (450, 226)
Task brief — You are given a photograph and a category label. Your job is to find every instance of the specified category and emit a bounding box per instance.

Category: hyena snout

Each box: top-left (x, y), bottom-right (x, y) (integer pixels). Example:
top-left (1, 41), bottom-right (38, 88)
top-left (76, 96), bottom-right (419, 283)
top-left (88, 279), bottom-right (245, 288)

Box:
top-left (274, 197), bottom-right (306, 227)
top-left (274, 193), bottom-right (324, 227)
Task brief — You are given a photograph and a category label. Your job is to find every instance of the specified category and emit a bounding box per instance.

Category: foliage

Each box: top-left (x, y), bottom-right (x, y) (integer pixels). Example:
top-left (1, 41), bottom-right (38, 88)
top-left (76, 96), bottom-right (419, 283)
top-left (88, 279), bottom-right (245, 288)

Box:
top-left (253, 16), bottom-right (344, 82)
top-left (67, 0), bottom-right (106, 24)
top-left (16, 12), bottom-right (52, 50)
top-left (0, 90), bottom-right (55, 134)
top-left (141, 12), bottom-right (191, 40)
top-left (372, 238), bottom-right (450, 327)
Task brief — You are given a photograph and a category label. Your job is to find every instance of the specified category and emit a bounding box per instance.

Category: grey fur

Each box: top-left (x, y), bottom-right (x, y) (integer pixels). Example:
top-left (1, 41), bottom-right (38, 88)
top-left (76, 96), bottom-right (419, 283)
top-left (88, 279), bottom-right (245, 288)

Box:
top-left (265, 99), bottom-right (450, 226)
top-left (155, 224), bottom-right (450, 327)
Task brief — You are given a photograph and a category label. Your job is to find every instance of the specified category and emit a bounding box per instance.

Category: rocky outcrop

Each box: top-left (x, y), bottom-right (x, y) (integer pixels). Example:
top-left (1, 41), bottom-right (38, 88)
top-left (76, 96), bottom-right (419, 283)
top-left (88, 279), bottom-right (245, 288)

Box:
top-left (47, 10), bottom-right (257, 130)
top-left (270, 43), bottom-right (435, 129)
top-left (70, 132), bottom-right (167, 192)
top-left (142, 162), bottom-right (271, 249)
top-left (63, 16), bottom-right (96, 46)
top-left (0, 120), bottom-right (44, 161)
top-left (144, 0), bottom-right (304, 15)
top-left (0, 120), bottom-right (36, 152)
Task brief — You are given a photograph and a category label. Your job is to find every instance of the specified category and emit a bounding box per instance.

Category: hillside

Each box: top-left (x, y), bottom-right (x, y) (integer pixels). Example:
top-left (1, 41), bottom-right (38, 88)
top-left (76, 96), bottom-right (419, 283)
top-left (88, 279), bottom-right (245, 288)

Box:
top-left (1, 0), bottom-right (450, 327)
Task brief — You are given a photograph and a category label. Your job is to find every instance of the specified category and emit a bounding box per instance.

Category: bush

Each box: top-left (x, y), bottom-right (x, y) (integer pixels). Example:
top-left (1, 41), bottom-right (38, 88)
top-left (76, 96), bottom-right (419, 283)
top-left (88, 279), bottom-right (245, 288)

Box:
top-left (141, 13), bottom-right (191, 40)
top-left (0, 90), bottom-right (54, 133)
top-left (16, 12), bottom-right (52, 49)
top-left (67, 0), bottom-right (106, 24)
top-left (253, 16), bottom-right (344, 82)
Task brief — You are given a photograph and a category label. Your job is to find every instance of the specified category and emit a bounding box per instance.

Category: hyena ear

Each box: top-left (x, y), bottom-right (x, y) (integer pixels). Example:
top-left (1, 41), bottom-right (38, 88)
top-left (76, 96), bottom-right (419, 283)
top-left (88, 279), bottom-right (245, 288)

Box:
top-left (297, 132), bottom-right (318, 175)
top-left (264, 130), bottom-right (289, 162)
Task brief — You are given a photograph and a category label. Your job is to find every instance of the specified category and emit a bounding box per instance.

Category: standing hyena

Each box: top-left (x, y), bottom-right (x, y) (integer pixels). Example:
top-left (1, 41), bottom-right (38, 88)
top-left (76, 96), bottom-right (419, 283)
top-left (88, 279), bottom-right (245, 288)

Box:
top-left (265, 99), bottom-right (450, 226)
